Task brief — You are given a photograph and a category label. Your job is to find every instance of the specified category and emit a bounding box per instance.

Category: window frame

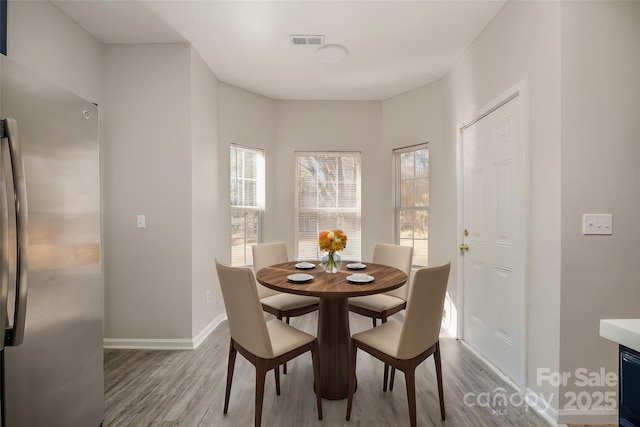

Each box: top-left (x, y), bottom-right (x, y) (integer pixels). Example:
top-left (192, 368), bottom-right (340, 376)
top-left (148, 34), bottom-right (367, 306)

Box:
top-left (230, 144), bottom-right (265, 266)
top-left (394, 143), bottom-right (429, 267)
top-left (294, 151), bottom-right (362, 261)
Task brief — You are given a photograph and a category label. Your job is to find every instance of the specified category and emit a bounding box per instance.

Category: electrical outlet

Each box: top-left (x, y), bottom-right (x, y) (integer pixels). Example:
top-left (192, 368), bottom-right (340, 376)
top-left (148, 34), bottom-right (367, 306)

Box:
top-left (206, 290), bottom-right (211, 303)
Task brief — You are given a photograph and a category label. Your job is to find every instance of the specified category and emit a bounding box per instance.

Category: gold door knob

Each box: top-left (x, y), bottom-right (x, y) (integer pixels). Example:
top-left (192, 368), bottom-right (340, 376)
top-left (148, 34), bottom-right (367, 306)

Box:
top-left (459, 244), bottom-right (469, 252)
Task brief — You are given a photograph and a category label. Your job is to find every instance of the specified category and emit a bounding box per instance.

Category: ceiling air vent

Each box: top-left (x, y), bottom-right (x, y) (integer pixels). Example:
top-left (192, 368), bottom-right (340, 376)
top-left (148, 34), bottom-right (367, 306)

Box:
top-left (290, 35), bottom-right (325, 46)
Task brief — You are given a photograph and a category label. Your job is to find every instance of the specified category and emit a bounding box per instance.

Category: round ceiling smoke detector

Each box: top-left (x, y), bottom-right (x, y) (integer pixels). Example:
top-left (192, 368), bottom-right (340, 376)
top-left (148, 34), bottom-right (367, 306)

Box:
top-left (315, 44), bottom-right (348, 65)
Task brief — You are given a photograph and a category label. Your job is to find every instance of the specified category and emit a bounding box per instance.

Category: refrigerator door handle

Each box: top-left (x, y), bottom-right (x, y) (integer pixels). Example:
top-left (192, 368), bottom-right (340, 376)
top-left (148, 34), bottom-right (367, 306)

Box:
top-left (1, 118), bottom-right (29, 347)
top-left (0, 125), bottom-right (9, 351)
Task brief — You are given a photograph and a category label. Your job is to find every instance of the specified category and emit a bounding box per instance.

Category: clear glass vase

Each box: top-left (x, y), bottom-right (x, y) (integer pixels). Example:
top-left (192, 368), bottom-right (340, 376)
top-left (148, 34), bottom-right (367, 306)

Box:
top-left (321, 251), bottom-right (342, 273)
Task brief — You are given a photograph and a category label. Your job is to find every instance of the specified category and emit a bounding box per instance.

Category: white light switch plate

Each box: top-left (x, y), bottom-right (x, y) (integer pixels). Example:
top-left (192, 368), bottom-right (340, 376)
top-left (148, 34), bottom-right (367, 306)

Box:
top-left (583, 214), bottom-right (612, 235)
top-left (137, 214), bottom-right (146, 229)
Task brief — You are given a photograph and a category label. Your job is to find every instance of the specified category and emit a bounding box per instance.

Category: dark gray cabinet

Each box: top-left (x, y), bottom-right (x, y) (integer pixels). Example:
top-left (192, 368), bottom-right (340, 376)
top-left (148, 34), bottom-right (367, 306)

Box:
top-left (620, 345), bottom-right (640, 426)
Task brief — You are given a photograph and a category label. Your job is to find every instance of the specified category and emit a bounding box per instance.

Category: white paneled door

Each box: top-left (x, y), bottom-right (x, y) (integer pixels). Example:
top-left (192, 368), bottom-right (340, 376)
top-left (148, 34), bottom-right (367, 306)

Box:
top-left (461, 94), bottom-right (524, 386)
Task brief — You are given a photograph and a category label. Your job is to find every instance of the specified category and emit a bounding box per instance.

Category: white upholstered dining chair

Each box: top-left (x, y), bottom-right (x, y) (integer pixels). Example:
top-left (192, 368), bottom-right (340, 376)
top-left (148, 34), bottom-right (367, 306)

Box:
top-left (348, 243), bottom-right (413, 327)
top-left (348, 243), bottom-right (413, 389)
top-left (345, 262), bottom-right (451, 427)
top-left (215, 260), bottom-right (322, 427)
top-left (252, 241), bottom-right (319, 374)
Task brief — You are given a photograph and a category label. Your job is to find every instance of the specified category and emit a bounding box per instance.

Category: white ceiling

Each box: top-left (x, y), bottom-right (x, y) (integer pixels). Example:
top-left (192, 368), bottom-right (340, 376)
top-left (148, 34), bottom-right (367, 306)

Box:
top-left (52, 0), bottom-right (506, 101)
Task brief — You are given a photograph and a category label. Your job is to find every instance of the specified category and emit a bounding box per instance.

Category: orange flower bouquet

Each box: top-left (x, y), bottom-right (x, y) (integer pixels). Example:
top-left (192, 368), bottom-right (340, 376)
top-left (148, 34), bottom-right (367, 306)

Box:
top-left (318, 229), bottom-right (347, 273)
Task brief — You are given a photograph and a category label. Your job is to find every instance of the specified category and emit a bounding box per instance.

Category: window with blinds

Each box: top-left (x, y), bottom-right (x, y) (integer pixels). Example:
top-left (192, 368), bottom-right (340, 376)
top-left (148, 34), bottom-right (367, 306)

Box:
top-left (230, 145), bottom-right (265, 266)
top-left (295, 152), bottom-right (361, 261)
top-left (394, 144), bottom-right (429, 266)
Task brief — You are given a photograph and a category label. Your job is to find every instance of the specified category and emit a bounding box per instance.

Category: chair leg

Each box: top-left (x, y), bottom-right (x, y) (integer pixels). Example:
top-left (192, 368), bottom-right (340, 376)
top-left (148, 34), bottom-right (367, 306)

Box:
top-left (383, 363), bottom-right (389, 392)
top-left (255, 363), bottom-right (268, 427)
top-left (275, 314), bottom-right (289, 375)
top-left (224, 339), bottom-right (237, 414)
top-left (434, 341), bottom-right (446, 420)
top-left (389, 367), bottom-right (397, 390)
top-left (283, 316), bottom-right (290, 374)
top-left (345, 341), bottom-right (358, 421)
top-left (372, 317), bottom-right (377, 328)
top-left (310, 341), bottom-right (323, 420)
top-left (381, 314), bottom-right (389, 391)
top-left (274, 366), bottom-right (281, 396)
top-left (404, 366), bottom-right (417, 427)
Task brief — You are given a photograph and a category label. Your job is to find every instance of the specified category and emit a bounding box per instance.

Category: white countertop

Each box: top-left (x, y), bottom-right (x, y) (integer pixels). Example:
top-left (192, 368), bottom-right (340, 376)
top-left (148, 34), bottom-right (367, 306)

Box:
top-left (600, 319), bottom-right (640, 352)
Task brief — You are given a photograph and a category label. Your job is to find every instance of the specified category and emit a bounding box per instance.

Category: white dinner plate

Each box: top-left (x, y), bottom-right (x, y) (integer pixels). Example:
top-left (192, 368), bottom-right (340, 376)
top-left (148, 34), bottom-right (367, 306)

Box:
top-left (347, 274), bottom-right (374, 283)
top-left (347, 263), bottom-right (366, 270)
top-left (295, 262), bottom-right (316, 270)
top-left (287, 273), bottom-right (314, 283)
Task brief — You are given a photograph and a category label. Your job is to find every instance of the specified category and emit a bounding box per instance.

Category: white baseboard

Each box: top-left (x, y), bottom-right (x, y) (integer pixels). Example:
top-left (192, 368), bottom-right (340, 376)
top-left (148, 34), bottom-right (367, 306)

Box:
top-left (557, 409), bottom-right (617, 425)
top-left (525, 387), bottom-right (558, 426)
top-left (460, 340), bottom-right (522, 390)
top-left (102, 337), bottom-right (195, 350)
top-left (193, 314), bottom-right (226, 349)
top-left (460, 341), bottom-right (562, 426)
top-left (104, 314), bottom-right (227, 350)
top-left (521, 388), bottom-right (619, 427)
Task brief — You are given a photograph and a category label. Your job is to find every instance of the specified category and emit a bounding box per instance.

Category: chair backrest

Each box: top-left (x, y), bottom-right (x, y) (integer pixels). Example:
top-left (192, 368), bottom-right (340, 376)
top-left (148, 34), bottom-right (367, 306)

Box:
top-left (371, 243), bottom-right (413, 300)
top-left (396, 262), bottom-right (451, 360)
top-left (252, 241), bottom-right (289, 299)
top-left (215, 260), bottom-right (274, 359)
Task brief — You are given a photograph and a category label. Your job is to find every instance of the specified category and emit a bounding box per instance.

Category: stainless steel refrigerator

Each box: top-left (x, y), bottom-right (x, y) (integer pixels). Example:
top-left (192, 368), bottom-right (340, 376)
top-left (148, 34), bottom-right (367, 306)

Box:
top-left (0, 55), bottom-right (104, 426)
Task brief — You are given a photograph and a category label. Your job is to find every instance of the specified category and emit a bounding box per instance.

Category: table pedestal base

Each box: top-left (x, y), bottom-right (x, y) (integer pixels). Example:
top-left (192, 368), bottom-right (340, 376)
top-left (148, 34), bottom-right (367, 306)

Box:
top-left (317, 298), bottom-right (351, 400)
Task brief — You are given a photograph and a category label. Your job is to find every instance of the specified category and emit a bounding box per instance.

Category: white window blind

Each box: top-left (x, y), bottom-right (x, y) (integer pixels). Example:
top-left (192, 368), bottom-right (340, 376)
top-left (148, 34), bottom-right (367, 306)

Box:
top-left (295, 152), bottom-right (361, 261)
top-left (394, 144), bottom-right (429, 266)
top-left (230, 145), bottom-right (265, 266)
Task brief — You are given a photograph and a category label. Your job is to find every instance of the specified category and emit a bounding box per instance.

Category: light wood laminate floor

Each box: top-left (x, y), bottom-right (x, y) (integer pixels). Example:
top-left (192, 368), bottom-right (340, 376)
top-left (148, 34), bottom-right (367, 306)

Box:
top-left (104, 312), bottom-right (551, 426)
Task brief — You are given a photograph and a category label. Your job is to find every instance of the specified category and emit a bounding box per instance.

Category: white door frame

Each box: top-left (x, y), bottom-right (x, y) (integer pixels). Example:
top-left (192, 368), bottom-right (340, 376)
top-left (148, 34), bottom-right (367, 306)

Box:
top-left (456, 80), bottom-right (530, 391)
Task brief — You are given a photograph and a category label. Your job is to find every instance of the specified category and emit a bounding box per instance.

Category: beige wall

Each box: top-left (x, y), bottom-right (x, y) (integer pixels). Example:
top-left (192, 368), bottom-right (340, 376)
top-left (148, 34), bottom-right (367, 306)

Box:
top-left (218, 83), bottom-right (276, 251)
top-left (559, 1), bottom-right (640, 423)
top-left (382, 83), bottom-right (443, 153)
top-left (7, 1), bottom-right (103, 105)
top-left (103, 44), bottom-right (193, 340)
top-left (440, 0), bottom-right (562, 415)
top-left (273, 101), bottom-right (384, 262)
top-left (190, 47), bottom-right (223, 338)
top-left (103, 44), bottom-right (227, 344)
top-left (382, 82), bottom-right (443, 259)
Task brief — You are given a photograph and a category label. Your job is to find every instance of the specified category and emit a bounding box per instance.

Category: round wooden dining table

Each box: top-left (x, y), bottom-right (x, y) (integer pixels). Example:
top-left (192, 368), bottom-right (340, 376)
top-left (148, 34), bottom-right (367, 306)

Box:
top-left (255, 260), bottom-right (408, 400)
